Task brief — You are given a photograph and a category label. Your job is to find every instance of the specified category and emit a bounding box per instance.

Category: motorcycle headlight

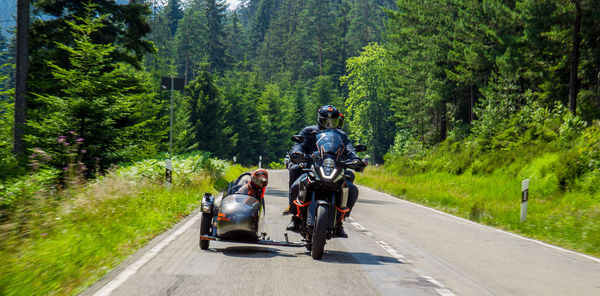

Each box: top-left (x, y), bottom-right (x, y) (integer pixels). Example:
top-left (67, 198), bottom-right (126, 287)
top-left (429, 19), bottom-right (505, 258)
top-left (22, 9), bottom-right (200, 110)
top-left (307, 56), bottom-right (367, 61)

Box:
top-left (319, 158), bottom-right (338, 180)
top-left (323, 158), bottom-right (335, 168)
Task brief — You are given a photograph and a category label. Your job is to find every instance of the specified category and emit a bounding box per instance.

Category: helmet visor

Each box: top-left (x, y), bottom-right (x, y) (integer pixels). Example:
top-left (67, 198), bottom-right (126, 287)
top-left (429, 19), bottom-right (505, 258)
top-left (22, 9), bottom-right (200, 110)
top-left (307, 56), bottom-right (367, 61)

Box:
top-left (318, 117), bottom-right (341, 129)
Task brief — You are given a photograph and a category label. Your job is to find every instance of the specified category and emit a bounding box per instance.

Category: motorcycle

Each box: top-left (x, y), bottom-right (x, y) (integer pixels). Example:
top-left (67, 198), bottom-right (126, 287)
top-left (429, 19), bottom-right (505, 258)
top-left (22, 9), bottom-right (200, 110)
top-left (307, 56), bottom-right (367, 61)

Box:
top-left (289, 128), bottom-right (367, 259)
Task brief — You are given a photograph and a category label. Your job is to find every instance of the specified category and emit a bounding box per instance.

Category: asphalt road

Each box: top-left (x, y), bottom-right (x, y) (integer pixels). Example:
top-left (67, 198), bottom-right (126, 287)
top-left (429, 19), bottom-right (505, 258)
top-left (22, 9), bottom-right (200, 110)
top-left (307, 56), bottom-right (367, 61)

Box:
top-left (82, 170), bottom-right (600, 296)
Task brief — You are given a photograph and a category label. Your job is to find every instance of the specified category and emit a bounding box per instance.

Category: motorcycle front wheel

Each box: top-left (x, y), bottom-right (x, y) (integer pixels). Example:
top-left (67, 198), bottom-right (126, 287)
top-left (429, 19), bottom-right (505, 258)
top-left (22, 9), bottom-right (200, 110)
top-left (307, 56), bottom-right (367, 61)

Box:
top-left (311, 205), bottom-right (327, 259)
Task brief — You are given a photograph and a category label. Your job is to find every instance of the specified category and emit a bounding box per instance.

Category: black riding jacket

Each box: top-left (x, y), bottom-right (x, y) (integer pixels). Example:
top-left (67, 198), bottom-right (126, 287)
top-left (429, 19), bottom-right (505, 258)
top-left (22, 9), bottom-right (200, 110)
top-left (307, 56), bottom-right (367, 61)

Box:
top-left (290, 125), bottom-right (359, 160)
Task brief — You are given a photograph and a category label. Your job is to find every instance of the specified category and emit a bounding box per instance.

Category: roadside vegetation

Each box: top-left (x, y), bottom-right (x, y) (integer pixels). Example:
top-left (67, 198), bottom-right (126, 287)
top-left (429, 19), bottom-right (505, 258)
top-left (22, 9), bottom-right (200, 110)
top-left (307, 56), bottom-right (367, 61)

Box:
top-left (357, 103), bottom-right (600, 257)
top-left (0, 154), bottom-right (245, 296)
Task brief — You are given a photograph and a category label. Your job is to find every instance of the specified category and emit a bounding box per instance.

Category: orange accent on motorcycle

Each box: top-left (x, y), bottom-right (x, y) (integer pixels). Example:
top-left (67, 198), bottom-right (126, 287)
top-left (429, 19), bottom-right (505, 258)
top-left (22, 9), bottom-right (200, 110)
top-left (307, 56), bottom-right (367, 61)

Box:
top-left (217, 213), bottom-right (230, 222)
top-left (293, 199), bottom-right (312, 219)
top-left (336, 206), bottom-right (350, 222)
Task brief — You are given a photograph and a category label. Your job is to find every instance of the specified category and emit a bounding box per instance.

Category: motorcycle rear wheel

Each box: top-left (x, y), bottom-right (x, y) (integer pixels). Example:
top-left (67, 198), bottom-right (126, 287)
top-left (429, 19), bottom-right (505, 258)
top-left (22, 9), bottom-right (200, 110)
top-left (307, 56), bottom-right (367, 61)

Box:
top-left (311, 205), bottom-right (327, 259)
top-left (199, 213), bottom-right (212, 250)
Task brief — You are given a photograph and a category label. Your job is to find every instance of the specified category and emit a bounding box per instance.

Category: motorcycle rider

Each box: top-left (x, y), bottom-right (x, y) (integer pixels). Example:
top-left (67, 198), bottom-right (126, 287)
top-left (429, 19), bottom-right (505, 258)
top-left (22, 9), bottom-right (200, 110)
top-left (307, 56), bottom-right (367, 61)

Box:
top-left (283, 110), bottom-right (351, 214)
top-left (286, 105), bottom-right (364, 238)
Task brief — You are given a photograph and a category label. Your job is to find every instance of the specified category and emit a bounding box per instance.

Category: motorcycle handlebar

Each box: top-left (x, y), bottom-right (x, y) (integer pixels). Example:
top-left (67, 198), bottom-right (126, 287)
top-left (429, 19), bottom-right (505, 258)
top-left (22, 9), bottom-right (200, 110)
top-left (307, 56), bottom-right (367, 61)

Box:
top-left (290, 154), bottom-right (366, 171)
top-left (289, 153), bottom-right (311, 164)
top-left (342, 159), bottom-right (366, 172)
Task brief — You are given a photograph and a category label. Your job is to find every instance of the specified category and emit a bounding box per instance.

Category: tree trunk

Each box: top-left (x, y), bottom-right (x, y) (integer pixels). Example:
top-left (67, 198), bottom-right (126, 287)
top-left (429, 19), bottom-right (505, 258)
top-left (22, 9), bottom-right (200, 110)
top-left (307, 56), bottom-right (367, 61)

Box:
top-left (318, 36), bottom-right (323, 76)
top-left (13, 0), bottom-right (29, 156)
top-left (364, 1), bottom-right (370, 44)
top-left (568, 0), bottom-right (581, 115)
top-left (469, 84), bottom-right (475, 123)
top-left (184, 53), bottom-right (189, 85)
top-left (440, 104), bottom-right (447, 142)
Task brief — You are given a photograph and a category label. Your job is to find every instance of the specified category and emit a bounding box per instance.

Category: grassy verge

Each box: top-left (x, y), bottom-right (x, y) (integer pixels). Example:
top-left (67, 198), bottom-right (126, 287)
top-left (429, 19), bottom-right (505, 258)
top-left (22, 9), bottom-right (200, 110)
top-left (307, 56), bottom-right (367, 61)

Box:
top-left (0, 155), bottom-right (246, 296)
top-left (357, 164), bottom-right (600, 257)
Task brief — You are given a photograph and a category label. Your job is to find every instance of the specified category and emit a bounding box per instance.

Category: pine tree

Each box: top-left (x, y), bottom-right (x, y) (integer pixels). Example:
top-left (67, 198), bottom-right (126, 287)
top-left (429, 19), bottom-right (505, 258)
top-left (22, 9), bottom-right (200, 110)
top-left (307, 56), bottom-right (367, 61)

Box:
top-left (226, 10), bottom-right (246, 68)
top-left (29, 0), bottom-right (154, 104)
top-left (330, 0), bottom-right (352, 84)
top-left (256, 0), bottom-right (302, 80)
top-left (28, 6), bottom-right (161, 171)
top-left (204, 0), bottom-right (229, 72)
top-left (175, 6), bottom-right (208, 83)
top-left (186, 71), bottom-right (231, 156)
top-left (347, 0), bottom-right (385, 55)
top-left (165, 0), bottom-right (184, 36)
top-left (260, 84), bottom-right (289, 163)
top-left (250, 0), bottom-right (277, 48)
top-left (386, 0), bottom-right (458, 143)
top-left (0, 34), bottom-right (11, 100)
top-left (298, 0), bottom-right (336, 77)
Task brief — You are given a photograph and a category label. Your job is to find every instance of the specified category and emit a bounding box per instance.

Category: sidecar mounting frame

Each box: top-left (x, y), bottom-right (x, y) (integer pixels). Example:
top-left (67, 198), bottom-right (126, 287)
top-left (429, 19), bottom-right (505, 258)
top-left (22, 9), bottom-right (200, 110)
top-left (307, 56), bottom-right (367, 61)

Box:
top-left (200, 234), bottom-right (306, 248)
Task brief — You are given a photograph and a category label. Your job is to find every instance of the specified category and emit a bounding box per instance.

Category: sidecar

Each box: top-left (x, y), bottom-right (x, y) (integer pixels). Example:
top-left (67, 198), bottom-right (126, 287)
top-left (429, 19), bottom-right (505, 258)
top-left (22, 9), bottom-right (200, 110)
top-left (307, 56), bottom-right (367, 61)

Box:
top-left (199, 176), bottom-right (305, 249)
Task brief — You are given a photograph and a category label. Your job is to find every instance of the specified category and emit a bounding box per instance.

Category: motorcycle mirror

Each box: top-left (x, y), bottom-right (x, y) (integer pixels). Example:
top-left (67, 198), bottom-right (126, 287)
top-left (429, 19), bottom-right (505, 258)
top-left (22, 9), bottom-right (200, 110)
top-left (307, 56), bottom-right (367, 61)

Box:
top-left (291, 135), bottom-right (305, 143)
top-left (355, 144), bottom-right (368, 152)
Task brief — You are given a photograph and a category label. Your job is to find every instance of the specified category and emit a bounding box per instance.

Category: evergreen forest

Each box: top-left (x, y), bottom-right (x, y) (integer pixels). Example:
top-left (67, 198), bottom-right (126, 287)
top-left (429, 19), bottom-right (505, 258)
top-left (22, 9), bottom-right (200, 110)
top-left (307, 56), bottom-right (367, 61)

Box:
top-left (0, 0), bottom-right (598, 172)
top-left (1, 1), bottom-right (600, 294)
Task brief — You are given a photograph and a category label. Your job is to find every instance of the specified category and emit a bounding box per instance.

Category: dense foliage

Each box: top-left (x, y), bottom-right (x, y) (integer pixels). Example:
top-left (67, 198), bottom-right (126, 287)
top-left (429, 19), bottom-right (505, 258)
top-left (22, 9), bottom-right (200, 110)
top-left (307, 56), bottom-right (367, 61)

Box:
top-left (142, 0), bottom-right (397, 165)
top-left (0, 0), bottom-right (597, 232)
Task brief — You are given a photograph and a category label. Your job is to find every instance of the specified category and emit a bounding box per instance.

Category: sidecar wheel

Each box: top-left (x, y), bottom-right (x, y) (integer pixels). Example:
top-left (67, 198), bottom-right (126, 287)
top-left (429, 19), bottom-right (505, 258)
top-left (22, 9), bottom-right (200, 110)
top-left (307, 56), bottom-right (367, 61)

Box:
top-left (199, 213), bottom-right (212, 250)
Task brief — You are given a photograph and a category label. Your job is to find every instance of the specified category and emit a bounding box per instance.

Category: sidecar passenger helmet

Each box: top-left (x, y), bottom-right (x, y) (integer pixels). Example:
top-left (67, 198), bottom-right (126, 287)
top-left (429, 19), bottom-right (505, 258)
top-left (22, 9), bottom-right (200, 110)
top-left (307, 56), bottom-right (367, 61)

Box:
top-left (251, 169), bottom-right (269, 188)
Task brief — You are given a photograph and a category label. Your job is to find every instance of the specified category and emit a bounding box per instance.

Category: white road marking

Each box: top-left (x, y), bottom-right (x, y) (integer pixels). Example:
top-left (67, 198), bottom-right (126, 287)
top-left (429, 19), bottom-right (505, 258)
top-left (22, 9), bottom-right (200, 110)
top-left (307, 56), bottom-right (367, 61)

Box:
top-left (358, 186), bottom-right (600, 264)
top-left (435, 288), bottom-right (456, 296)
top-left (93, 212), bottom-right (201, 296)
top-left (349, 218), bottom-right (455, 296)
top-left (422, 275), bottom-right (443, 287)
top-left (349, 221), bottom-right (410, 263)
top-left (375, 240), bottom-right (410, 263)
top-left (350, 221), bottom-right (366, 231)
top-left (418, 274), bottom-right (456, 296)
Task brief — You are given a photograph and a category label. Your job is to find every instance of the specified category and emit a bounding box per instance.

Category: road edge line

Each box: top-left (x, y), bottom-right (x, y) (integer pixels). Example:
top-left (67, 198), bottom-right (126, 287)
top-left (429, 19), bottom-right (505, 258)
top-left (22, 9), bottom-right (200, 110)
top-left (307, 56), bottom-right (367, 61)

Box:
top-left (358, 185), bottom-right (600, 264)
top-left (92, 211), bottom-right (202, 296)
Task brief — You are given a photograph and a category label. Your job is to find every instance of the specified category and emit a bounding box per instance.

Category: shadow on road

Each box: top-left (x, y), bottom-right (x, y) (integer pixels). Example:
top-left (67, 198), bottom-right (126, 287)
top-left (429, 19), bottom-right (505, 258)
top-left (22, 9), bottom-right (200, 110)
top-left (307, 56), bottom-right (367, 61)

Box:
top-left (266, 188), bottom-right (289, 198)
top-left (357, 199), bottom-right (395, 205)
top-left (218, 246), bottom-right (298, 258)
top-left (321, 250), bottom-right (404, 265)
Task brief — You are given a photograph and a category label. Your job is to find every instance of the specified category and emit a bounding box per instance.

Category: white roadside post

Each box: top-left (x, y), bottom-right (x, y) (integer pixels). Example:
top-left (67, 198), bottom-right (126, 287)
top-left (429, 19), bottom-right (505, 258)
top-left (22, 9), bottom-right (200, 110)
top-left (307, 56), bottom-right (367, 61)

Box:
top-left (259, 155), bottom-right (262, 169)
top-left (521, 179), bottom-right (529, 222)
top-left (167, 75), bottom-right (173, 190)
top-left (160, 75), bottom-right (184, 191)
top-left (233, 156), bottom-right (236, 164)
top-left (165, 159), bottom-right (172, 191)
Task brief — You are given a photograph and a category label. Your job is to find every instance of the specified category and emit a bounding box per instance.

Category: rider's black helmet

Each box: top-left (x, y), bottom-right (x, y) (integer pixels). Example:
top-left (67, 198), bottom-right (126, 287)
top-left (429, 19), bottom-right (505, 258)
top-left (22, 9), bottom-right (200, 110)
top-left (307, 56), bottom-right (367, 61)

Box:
top-left (318, 105), bottom-right (343, 129)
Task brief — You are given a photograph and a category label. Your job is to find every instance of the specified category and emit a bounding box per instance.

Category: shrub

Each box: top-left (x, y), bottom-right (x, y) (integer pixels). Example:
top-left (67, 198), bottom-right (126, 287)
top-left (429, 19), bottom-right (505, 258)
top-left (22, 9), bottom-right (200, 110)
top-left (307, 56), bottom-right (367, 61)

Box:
top-left (0, 168), bottom-right (61, 221)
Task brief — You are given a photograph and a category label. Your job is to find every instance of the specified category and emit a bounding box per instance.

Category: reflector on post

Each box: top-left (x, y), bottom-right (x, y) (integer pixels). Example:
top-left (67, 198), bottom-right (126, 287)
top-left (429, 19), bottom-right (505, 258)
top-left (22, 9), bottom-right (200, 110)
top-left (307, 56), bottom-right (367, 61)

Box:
top-left (521, 179), bottom-right (529, 222)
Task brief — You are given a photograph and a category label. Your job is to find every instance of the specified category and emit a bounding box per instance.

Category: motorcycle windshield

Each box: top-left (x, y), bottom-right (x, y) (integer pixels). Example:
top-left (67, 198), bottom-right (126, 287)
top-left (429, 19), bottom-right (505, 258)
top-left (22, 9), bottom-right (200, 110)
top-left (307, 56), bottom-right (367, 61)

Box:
top-left (315, 129), bottom-right (345, 160)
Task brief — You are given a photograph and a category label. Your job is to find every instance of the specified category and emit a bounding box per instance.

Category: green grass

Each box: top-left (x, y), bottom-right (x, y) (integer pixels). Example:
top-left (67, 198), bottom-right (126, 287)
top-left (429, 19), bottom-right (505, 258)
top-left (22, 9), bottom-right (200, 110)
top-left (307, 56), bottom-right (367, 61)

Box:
top-left (357, 163), bottom-right (600, 257)
top-left (0, 155), bottom-right (245, 296)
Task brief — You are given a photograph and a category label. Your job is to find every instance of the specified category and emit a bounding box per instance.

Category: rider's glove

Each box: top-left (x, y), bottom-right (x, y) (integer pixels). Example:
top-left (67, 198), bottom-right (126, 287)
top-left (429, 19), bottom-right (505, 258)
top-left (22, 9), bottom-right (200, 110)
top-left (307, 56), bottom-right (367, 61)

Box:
top-left (352, 158), bottom-right (366, 171)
